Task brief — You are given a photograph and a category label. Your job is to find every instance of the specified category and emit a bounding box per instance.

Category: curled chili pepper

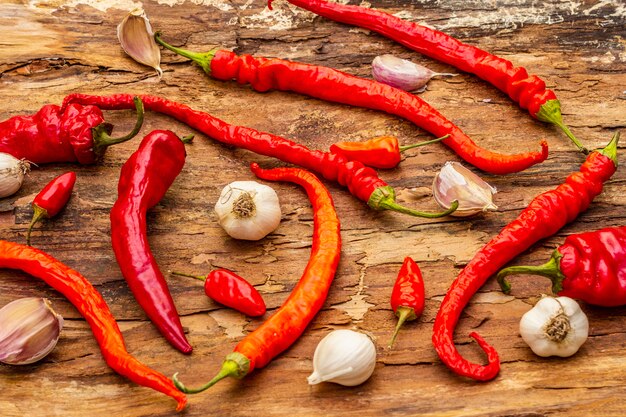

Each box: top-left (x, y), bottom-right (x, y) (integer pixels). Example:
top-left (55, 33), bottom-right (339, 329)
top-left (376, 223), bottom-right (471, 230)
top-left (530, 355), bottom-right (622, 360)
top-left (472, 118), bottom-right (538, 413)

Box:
top-left (155, 34), bottom-right (549, 175)
top-left (389, 257), bottom-right (425, 348)
top-left (26, 172), bottom-right (76, 246)
top-left (432, 132), bottom-right (619, 381)
top-left (110, 129), bottom-right (192, 354)
top-left (0, 240), bottom-right (187, 411)
top-left (497, 224), bottom-right (626, 307)
top-left (0, 96), bottom-right (144, 164)
top-left (172, 163), bottom-right (341, 394)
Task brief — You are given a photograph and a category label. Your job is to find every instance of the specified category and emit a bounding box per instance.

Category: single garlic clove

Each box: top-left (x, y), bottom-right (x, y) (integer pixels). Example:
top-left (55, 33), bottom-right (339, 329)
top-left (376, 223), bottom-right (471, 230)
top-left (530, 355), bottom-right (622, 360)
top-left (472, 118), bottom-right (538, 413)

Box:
top-left (432, 161), bottom-right (498, 217)
top-left (117, 8), bottom-right (163, 77)
top-left (0, 297), bottom-right (64, 365)
top-left (0, 153), bottom-right (30, 198)
top-left (372, 54), bottom-right (456, 92)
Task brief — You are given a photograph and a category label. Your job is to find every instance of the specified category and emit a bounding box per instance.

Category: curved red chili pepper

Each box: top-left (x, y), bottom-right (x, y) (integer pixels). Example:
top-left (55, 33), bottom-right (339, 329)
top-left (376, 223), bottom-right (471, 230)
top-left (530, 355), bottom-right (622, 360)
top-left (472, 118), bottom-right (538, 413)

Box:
top-left (389, 257), bottom-right (425, 347)
top-left (432, 132), bottom-right (618, 381)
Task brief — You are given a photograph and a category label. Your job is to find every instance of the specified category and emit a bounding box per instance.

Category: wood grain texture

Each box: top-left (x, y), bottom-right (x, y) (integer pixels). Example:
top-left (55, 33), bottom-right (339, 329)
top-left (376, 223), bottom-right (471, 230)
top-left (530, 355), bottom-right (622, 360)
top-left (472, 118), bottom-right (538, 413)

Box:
top-left (1, 0), bottom-right (625, 415)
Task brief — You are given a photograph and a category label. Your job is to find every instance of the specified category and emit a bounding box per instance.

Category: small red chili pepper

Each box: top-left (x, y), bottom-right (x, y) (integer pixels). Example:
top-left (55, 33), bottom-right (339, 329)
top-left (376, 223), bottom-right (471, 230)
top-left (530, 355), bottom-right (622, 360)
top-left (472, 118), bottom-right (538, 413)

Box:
top-left (498, 225), bottom-right (626, 307)
top-left (389, 257), bottom-right (425, 348)
top-left (0, 97), bottom-right (144, 164)
top-left (26, 172), bottom-right (77, 246)
top-left (172, 269), bottom-right (266, 317)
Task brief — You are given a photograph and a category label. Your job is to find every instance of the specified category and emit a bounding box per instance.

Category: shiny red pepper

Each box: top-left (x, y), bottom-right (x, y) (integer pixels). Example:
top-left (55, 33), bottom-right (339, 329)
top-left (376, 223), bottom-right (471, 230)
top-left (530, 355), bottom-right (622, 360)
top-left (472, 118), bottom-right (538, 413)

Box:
top-left (26, 172), bottom-right (77, 246)
top-left (389, 257), bottom-right (425, 347)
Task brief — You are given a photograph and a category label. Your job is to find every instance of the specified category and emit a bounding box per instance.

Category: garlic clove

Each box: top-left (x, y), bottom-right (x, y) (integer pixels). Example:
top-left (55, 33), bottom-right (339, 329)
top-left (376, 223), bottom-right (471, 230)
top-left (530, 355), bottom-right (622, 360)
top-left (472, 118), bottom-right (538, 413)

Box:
top-left (0, 153), bottom-right (30, 199)
top-left (432, 161), bottom-right (497, 217)
top-left (117, 8), bottom-right (163, 77)
top-left (372, 54), bottom-right (456, 92)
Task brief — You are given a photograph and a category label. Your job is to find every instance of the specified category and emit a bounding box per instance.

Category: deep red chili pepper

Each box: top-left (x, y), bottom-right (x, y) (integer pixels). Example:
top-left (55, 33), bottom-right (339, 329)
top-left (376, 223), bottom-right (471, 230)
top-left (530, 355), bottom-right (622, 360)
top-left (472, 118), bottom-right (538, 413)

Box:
top-left (0, 97), bottom-right (144, 164)
top-left (271, 0), bottom-right (586, 153)
top-left (172, 269), bottom-right (266, 317)
top-left (26, 172), bottom-right (77, 246)
top-left (0, 240), bottom-right (187, 410)
top-left (498, 225), bottom-right (626, 306)
top-left (61, 93), bottom-right (458, 219)
top-left (172, 163), bottom-right (341, 394)
top-left (110, 130), bottom-right (192, 354)
top-left (432, 132), bottom-right (618, 381)
top-left (389, 257), bottom-right (425, 347)
top-left (154, 34), bottom-right (549, 175)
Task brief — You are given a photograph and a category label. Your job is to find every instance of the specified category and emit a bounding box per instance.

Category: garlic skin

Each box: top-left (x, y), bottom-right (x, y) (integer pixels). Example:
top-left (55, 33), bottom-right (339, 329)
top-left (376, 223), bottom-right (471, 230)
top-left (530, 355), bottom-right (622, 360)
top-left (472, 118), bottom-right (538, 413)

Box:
top-left (0, 297), bottom-right (64, 365)
top-left (307, 329), bottom-right (376, 386)
top-left (432, 161), bottom-right (497, 217)
top-left (0, 153), bottom-right (29, 198)
top-left (117, 8), bottom-right (163, 77)
top-left (214, 181), bottom-right (281, 241)
top-left (519, 296), bottom-right (589, 358)
top-left (372, 54), bottom-right (456, 92)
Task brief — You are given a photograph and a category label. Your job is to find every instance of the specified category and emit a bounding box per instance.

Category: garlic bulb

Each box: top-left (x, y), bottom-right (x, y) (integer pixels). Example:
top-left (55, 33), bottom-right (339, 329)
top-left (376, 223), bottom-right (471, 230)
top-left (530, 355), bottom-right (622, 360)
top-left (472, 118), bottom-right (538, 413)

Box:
top-left (372, 54), bottom-right (456, 92)
top-left (0, 153), bottom-right (29, 199)
top-left (432, 161), bottom-right (497, 217)
top-left (214, 181), bottom-right (281, 241)
top-left (117, 8), bottom-right (162, 77)
top-left (0, 297), bottom-right (64, 365)
top-left (519, 296), bottom-right (588, 358)
top-left (307, 329), bottom-right (376, 386)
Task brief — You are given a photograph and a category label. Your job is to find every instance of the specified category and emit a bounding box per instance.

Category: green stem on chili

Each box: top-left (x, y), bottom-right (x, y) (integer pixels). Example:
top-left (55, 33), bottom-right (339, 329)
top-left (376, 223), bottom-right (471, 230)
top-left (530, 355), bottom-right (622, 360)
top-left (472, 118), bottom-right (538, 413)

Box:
top-left (171, 271), bottom-right (206, 281)
top-left (155, 32), bottom-right (217, 74)
top-left (399, 134), bottom-right (449, 152)
top-left (369, 186), bottom-right (459, 218)
top-left (497, 255), bottom-right (564, 294)
top-left (92, 96), bottom-right (145, 154)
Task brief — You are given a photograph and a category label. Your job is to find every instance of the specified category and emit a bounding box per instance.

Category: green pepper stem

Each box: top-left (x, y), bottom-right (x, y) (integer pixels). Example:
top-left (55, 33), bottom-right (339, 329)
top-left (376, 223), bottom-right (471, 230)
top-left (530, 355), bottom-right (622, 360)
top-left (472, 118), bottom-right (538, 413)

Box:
top-left (496, 252), bottom-right (564, 295)
top-left (171, 271), bottom-right (206, 282)
top-left (535, 99), bottom-right (588, 154)
top-left (92, 96), bottom-right (144, 154)
top-left (398, 134), bottom-right (449, 153)
top-left (181, 134), bottom-right (194, 144)
top-left (26, 205), bottom-right (49, 247)
top-left (388, 306), bottom-right (416, 348)
top-left (155, 32), bottom-right (217, 74)
top-left (368, 186), bottom-right (458, 218)
top-left (172, 352), bottom-right (250, 394)
top-left (599, 131), bottom-right (620, 166)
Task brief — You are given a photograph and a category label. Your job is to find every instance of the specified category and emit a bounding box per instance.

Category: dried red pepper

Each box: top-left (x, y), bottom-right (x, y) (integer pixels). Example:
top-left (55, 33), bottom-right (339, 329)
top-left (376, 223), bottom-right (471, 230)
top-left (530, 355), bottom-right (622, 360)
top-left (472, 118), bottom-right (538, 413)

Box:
top-left (26, 172), bottom-right (77, 246)
top-left (273, 0), bottom-right (586, 153)
top-left (110, 129), bottom-right (192, 354)
top-left (0, 240), bottom-right (187, 410)
top-left (155, 34), bottom-right (549, 175)
top-left (432, 132), bottom-right (619, 381)
top-left (0, 97), bottom-right (144, 164)
top-left (498, 224), bottom-right (626, 306)
top-left (389, 257), bottom-right (425, 347)
top-left (172, 163), bottom-right (341, 393)
top-left (62, 93), bottom-right (457, 219)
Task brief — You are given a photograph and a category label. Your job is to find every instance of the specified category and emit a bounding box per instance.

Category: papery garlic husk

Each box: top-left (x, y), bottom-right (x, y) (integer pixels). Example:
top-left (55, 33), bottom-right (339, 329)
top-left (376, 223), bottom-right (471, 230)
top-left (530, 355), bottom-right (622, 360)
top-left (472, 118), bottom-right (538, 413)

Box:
top-left (519, 296), bottom-right (588, 358)
top-left (372, 54), bottom-right (456, 92)
top-left (307, 329), bottom-right (376, 387)
top-left (0, 297), bottom-right (64, 365)
top-left (0, 153), bottom-right (30, 198)
top-left (432, 161), bottom-right (497, 217)
top-left (214, 181), bottom-right (281, 241)
top-left (117, 8), bottom-right (162, 77)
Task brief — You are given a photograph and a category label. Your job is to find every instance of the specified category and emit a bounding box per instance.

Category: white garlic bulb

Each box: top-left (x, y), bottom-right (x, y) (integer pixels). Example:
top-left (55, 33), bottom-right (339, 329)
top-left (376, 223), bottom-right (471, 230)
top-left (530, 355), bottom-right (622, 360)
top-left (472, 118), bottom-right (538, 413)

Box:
top-left (0, 153), bottom-right (30, 198)
top-left (519, 296), bottom-right (588, 358)
top-left (214, 181), bottom-right (281, 241)
top-left (307, 329), bottom-right (376, 386)
top-left (117, 8), bottom-right (163, 77)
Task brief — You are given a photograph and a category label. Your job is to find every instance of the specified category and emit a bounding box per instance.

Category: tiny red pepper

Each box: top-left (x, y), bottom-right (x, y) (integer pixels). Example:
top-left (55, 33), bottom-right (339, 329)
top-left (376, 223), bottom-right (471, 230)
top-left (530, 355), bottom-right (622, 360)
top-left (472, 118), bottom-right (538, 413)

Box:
top-left (27, 171), bottom-right (77, 246)
top-left (389, 257), bottom-right (425, 347)
top-left (172, 269), bottom-right (266, 317)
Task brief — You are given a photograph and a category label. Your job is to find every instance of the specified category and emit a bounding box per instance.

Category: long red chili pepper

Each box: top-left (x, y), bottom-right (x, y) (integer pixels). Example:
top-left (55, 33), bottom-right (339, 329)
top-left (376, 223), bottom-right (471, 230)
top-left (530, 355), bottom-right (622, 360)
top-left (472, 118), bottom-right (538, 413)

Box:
top-left (0, 240), bottom-right (187, 410)
top-left (389, 257), bottom-right (425, 347)
top-left (271, 0), bottom-right (586, 153)
top-left (497, 225), bottom-right (626, 306)
top-left (61, 93), bottom-right (457, 219)
top-left (432, 132), bottom-right (619, 381)
top-left (0, 97), bottom-right (144, 164)
top-left (110, 130), bottom-right (192, 354)
top-left (155, 34), bottom-right (549, 175)
top-left (172, 163), bottom-right (341, 394)
top-left (26, 172), bottom-right (77, 246)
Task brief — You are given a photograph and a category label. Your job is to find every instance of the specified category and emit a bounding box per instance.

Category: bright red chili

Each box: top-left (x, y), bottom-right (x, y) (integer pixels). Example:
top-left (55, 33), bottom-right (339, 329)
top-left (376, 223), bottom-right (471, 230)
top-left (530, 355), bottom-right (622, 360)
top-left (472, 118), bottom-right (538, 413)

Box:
top-left (61, 93), bottom-right (457, 219)
top-left (155, 34), bottom-right (549, 175)
top-left (432, 132), bottom-right (619, 381)
top-left (0, 97), bottom-right (144, 164)
top-left (498, 224), bottom-right (626, 306)
top-left (172, 269), bottom-right (266, 317)
top-left (0, 240), bottom-right (187, 411)
top-left (110, 130), bottom-right (192, 354)
top-left (27, 172), bottom-right (76, 246)
top-left (172, 163), bottom-right (341, 394)
top-left (272, 0), bottom-right (586, 153)
top-left (389, 257), bottom-right (425, 348)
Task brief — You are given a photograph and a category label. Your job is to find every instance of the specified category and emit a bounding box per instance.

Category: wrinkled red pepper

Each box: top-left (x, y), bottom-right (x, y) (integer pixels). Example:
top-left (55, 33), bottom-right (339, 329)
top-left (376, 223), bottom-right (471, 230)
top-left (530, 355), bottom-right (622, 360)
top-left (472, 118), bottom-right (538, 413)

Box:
top-left (389, 257), bottom-right (425, 347)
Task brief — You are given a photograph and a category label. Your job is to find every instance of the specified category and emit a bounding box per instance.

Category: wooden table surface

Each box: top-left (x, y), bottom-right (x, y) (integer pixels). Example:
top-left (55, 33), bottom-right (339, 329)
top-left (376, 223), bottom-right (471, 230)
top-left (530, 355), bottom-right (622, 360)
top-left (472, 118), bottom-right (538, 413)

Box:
top-left (1, 0), bottom-right (626, 416)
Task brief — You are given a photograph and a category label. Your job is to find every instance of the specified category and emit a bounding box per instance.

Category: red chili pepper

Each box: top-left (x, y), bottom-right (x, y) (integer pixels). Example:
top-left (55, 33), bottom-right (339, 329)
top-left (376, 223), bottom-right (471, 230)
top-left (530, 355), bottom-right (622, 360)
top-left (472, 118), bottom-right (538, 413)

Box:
top-left (110, 130), bottom-right (192, 354)
top-left (271, 0), bottom-right (586, 153)
top-left (26, 172), bottom-right (77, 246)
top-left (172, 163), bottom-right (341, 394)
top-left (0, 240), bottom-right (187, 410)
top-left (154, 34), bottom-right (549, 175)
top-left (61, 93), bottom-right (458, 219)
top-left (432, 132), bottom-right (619, 381)
top-left (0, 97), bottom-right (144, 164)
top-left (172, 269), bottom-right (266, 317)
top-left (498, 224), bottom-right (626, 307)
top-left (389, 257), bottom-right (425, 348)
